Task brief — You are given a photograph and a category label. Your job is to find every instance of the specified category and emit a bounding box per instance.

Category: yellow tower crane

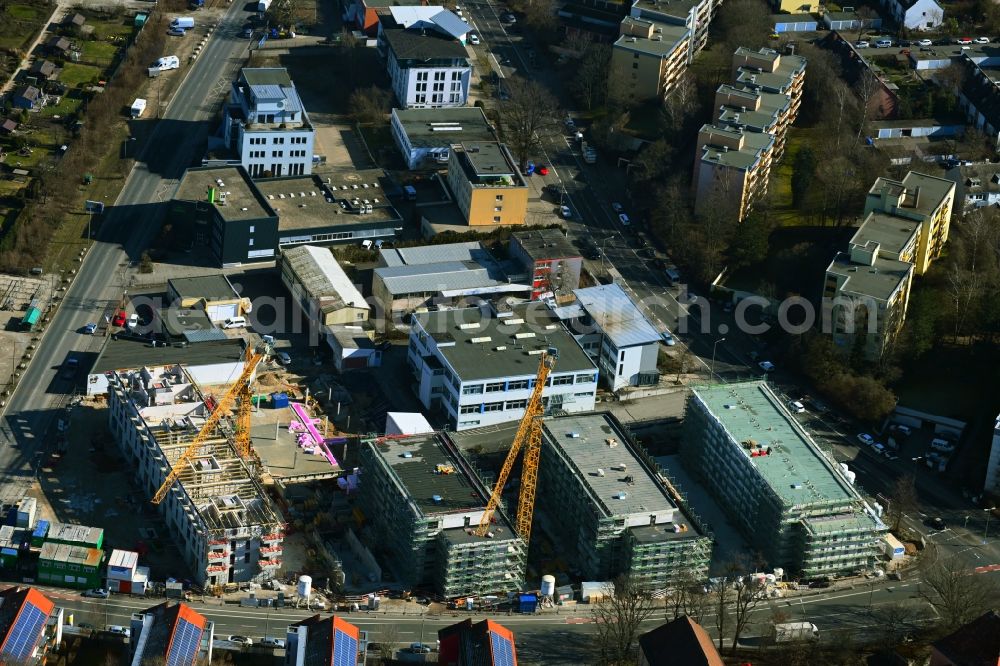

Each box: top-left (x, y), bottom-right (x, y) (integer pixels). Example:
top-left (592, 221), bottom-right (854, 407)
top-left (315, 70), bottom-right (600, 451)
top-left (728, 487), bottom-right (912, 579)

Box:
top-left (475, 348), bottom-right (557, 545)
top-left (151, 344), bottom-right (268, 505)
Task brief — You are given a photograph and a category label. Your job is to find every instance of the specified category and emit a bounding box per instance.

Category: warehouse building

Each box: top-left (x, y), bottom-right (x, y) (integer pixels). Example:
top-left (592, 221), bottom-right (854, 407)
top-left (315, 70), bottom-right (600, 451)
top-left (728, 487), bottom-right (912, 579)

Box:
top-left (286, 614), bottom-right (366, 666)
top-left (278, 245), bottom-right (371, 326)
top-left (170, 167), bottom-right (403, 266)
top-left (390, 107), bottom-right (496, 169)
top-left (107, 364), bottom-right (284, 587)
top-left (167, 275), bottom-right (247, 324)
top-left (0, 586), bottom-right (63, 664)
top-left (407, 303), bottom-right (598, 431)
top-left (357, 434), bottom-right (526, 598)
top-left (539, 413), bottom-right (712, 587)
top-left (682, 382), bottom-right (886, 576)
top-left (129, 602), bottom-right (214, 666)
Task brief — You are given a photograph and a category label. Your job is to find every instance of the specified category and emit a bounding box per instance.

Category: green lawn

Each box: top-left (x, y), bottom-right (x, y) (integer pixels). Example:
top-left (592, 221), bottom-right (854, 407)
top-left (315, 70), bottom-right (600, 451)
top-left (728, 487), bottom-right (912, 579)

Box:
top-left (6, 3), bottom-right (47, 21)
top-left (59, 63), bottom-right (103, 88)
top-left (0, 2), bottom-right (51, 51)
top-left (89, 17), bottom-right (133, 41)
top-left (80, 40), bottom-right (118, 67)
top-left (0, 144), bottom-right (52, 169)
top-left (39, 95), bottom-right (83, 119)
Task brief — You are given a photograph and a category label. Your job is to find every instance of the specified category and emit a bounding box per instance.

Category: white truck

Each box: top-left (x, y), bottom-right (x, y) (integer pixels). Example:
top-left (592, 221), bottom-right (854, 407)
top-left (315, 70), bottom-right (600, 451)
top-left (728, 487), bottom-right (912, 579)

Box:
top-left (773, 622), bottom-right (819, 643)
top-left (130, 98), bottom-right (147, 118)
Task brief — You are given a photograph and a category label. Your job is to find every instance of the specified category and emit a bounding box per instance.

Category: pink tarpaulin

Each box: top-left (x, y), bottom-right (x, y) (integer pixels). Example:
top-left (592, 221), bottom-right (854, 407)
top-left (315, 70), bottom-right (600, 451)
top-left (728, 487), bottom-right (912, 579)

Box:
top-left (289, 402), bottom-right (338, 467)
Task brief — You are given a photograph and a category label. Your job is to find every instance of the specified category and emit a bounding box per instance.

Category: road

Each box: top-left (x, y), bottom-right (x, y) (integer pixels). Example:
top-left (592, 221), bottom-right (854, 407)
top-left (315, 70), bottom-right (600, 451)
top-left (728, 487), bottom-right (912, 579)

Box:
top-left (0, 2), bottom-right (256, 505)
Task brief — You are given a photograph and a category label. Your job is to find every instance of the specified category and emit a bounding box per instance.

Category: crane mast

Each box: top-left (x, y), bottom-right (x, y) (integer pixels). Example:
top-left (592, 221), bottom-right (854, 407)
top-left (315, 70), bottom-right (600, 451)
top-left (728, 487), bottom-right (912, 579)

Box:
top-left (475, 349), bottom-right (557, 544)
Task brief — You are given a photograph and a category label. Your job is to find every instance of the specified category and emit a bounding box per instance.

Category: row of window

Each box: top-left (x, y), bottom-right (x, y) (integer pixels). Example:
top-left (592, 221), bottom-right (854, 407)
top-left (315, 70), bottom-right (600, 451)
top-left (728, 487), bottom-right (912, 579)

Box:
top-left (459, 373), bottom-right (595, 395)
top-left (416, 71), bottom-right (463, 81)
top-left (248, 135), bottom-right (308, 146)
top-left (413, 93), bottom-right (463, 104)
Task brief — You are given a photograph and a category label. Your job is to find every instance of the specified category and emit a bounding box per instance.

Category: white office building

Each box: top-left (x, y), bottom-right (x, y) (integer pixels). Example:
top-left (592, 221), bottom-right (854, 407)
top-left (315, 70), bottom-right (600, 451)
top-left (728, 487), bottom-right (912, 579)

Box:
top-left (381, 28), bottom-right (471, 109)
top-left (407, 303), bottom-right (598, 431)
top-left (223, 68), bottom-right (315, 178)
top-left (554, 284), bottom-right (662, 391)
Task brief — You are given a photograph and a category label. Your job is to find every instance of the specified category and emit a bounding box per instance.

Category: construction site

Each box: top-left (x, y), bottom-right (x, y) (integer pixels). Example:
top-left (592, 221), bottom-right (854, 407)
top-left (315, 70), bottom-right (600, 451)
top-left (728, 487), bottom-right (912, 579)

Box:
top-left (105, 346), bottom-right (292, 589)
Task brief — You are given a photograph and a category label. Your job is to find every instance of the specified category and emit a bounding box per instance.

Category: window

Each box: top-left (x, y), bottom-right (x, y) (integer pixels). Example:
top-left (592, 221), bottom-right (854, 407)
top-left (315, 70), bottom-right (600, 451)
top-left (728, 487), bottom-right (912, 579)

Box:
top-left (506, 399), bottom-right (527, 410)
top-left (452, 70), bottom-right (461, 80)
top-left (434, 71), bottom-right (445, 81)
top-left (272, 150), bottom-right (283, 157)
top-left (416, 83), bottom-right (427, 92)
top-left (416, 94), bottom-right (426, 104)
top-left (459, 419), bottom-right (481, 427)
top-left (508, 380), bottom-right (529, 391)
top-left (451, 82), bottom-right (462, 91)
top-left (432, 94), bottom-right (443, 103)
top-left (460, 404), bottom-right (480, 414)
top-left (483, 401), bottom-right (504, 413)
top-left (418, 71), bottom-right (428, 81)
top-left (552, 375), bottom-right (573, 386)
top-left (494, 206), bottom-right (503, 212)
top-left (462, 384), bottom-right (484, 395)
top-left (495, 194), bottom-right (504, 201)
top-left (575, 373), bottom-right (596, 384)
top-left (450, 93), bottom-right (461, 102)
top-left (493, 215), bottom-right (501, 222)
top-left (633, 62), bottom-right (639, 69)
top-left (433, 82), bottom-right (444, 92)
top-left (248, 238), bottom-right (254, 246)
top-left (249, 226), bottom-right (255, 233)
top-left (485, 382), bottom-right (505, 392)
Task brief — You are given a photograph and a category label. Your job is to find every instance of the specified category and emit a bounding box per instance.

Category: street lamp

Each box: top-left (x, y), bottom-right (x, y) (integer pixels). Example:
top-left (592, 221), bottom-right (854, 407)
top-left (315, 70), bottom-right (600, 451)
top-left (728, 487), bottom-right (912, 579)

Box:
top-left (985, 508), bottom-right (996, 544)
top-left (711, 337), bottom-right (726, 379)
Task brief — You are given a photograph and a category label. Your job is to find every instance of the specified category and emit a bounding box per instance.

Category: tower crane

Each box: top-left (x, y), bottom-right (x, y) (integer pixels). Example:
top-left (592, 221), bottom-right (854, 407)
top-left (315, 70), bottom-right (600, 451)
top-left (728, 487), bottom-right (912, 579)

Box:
top-left (475, 348), bottom-right (558, 545)
top-left (151, 344), bottom-right (268, 505)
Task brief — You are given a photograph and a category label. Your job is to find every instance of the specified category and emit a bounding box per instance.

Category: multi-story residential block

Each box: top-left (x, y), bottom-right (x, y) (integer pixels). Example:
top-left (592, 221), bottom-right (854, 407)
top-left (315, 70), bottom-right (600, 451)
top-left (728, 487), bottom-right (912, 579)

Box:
top-left (286, 615), bottom-right (366, 666)
top-left (381, 27), bottom-right (471, 109)
top-left (694, 47), bottom-right (805, 220)
top-left (358, 434), bottom-right (526, 597)
top-left (0, 587), bottom-right (63, 664)
top-left (863, 171), bottom-right (955, 276)
top-left (693, 124), bottom-right (774, 221)
top-left (610, 17), bottom-right (691, 104)
top-left (509, 229), bottom-right (582, 301)
top-left (446, 142), bottom-right (529, 226)
top-left (129, 602), bottom-right (214, 666)
top-left (107, 364), bottom-right (284, 587)
top-left (876, 0), bottom-right (943, 30)
top-left (539, 413), bottom-right (712, 587)
top-left (390, 107), bottom-right (496, 169)
top-left (682, 382), bottom-right (887, 577)
top-left (407, 303), bottom-right (598, 431)
top-left (554, 283), bottom-right (661, 391)
top-left (629, 0), bottom-right (720, 62)
top-left (222, 68), bottom-right (315, 179)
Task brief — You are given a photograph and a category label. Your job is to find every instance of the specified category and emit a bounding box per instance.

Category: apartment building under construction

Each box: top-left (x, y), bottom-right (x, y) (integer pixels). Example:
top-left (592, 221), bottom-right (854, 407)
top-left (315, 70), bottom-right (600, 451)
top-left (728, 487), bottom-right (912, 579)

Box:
top-left (357, 433), bottom-right (526, 598)
top-left (107, 364), bottom-right (284, 587)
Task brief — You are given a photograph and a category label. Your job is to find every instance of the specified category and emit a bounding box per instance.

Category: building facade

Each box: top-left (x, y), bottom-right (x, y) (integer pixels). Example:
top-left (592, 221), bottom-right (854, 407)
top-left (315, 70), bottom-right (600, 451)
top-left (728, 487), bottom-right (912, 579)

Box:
top-left (223, 68), bottom-right (315, 178)
top-left (358, 435), bottom-right (526, 598)
top-left (407, 304), bottom-right (598, 431)
top-left (107, 365), bottom-right (284, 587)
top-left (539, 413), bottom-right (712, 587)
top-left (610, 17), bottom-right (691, 104)
top-left (382, 29), bottom-right (471, 109)
top-left (985, 414), bottom-right (1000, 495)
top-left (286, 615), bottom-right (365, 666)
top-left (682, 382), bottom-right (886, 577)
top-left (278, 245), bottom-right (371, 327)
top-left (509, 229), bottom-right (583, 301)
top-left (129, 602), bottom-right (214, 666)
top-left (390, 107), bottom-right (496, 169)
top-left (629, 0), bottom-right (719, 62)
top-left (446, 142), bottom-right (529, 226)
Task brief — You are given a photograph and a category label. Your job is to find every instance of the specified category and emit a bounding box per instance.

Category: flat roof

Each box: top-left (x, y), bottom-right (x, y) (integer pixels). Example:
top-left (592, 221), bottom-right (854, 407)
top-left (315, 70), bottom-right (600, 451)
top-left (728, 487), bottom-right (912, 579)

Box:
top-left (827, 252), bottom-right (912, 301)
top-left (511, 229), bottom-right (580, 261)
top-left (375, 261), bottom-right (512, 296)
top-left (392, 107), bottom-right (495, 149)
top-left (256, 171), bottom-right (402, 230)
top-left (574, 283), bottom-right (661, 348)
top-left (39, 542), bottom-right (102, 567)
top-left (174, 167), bottom-right (275, 222)
top-left (281, 245), bottom-right (368, 310)
top-left (47, 523), bottom-right (102, 544)
top-left (851, 211), bottom-right (920, 257)
top-left (771, 13), bottom-right (817, 23)
top-left (614, 19), bottom-right (689, 56)
top-left (458, 142), bottom-right (517, 178)
top-left (699, 125), bottom-right (773, 169)
top-left (168, 275), bottom-right (239, 302)
top-left (541, 413), bottom-right (679, 520)
top-left (90, 338), bottom-right (243, 375)
top-left (692, 382), bottom-right (863, 508)
top-left (370, 435), bottom-right (487, 516)
top-left (380, 241), bottom-right (491, 268)
top-left (632, 0), bottom-right (704, 20)
top-left (414, 303), bottom-right (596, 382)
top-left (868, 171), bottom-right (955, 217)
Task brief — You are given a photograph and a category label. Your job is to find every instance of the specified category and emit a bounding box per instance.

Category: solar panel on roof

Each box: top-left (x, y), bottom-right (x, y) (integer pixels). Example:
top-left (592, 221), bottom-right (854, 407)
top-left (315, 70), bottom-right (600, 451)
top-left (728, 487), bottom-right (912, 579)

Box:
top-left (490, 631), bottom-right (516, 666)
top-left (1, 602), bottom-right (47, 662)
top-left (167, 617), bottom-right (204, 666)
top-left (333, 627), bottom-right (358, 666)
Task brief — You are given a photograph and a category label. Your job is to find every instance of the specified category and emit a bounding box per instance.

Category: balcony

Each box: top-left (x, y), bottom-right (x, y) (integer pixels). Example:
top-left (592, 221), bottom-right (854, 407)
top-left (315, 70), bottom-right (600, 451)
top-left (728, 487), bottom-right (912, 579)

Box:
top-left (260, 558), bottom-right (282, 568)
top-left (206, 564), bottom-right (229, 573)
top-left (208, 550), bottom-right (229, 561)
top-left (260, 544), bottom-right (283, 556)
top-left (208, 538), bottom-right (228, 546)
top-left (262, 531), bottom-right (285, 543)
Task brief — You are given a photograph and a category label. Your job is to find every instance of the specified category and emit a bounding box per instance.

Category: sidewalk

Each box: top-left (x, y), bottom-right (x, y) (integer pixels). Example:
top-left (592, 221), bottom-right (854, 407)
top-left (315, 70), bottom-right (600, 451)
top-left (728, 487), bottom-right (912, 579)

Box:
top-left (0, 2), bottom-right (65, 96)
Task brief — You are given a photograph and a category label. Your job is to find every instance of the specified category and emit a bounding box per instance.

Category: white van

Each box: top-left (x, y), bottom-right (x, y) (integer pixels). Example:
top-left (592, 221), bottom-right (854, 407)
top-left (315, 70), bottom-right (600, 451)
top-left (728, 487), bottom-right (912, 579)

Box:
top-left (151, 55), bottom-right (180, 71)
top-left (223, 316), bottom-right (247, 329)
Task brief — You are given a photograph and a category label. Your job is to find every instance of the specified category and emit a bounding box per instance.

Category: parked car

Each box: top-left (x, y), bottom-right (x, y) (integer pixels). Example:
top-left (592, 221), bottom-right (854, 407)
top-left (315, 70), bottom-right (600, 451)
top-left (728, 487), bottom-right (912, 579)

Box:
top-left (61, 357), bottom-right (79, 380)
top-left (112, 310), bottom-right (127, 327)
top-left (228, 635), bottom-right (253, 646)
top-left (276, 351), bottom-right (291, 366)
top-left (259, 637), bottom-right (286, 648)
top-left (167, 27), bottom-right (186, 36)
top-left (82, 323), bottom-right (97, 335)
top-left (975, 36), bottom-right (990, 44)
top-left (917, 38), bottom-right (932, 46)
top-left (930, 438), bottom-right (956, 453)
top-left (661, 332), bottom-right (676, 346)
top-left (82, 588), bottom-right (109, 598)
top-left (469, 33), bottom-right (480, 45)
top-left (108, 626), bottom-right (130, 637)
top-left (874, 38), bottom-right (892, 48)
top-left (242, 25), bottom-right (253, 38)
top-left (788, 400), bottom-right (806, 414)
top-left (538, 165), bottom-right (549, 175)
top-left (500, 12), bottom-right (516, 23)
top-left (956, 37), bottom-right (973, 45)
top-left (855, 40), bottom-right (870, 48)
top-left (618, 213), bottom-right (630, 226)
top-left (409, 643), bottom-right (433, 654)
top-left (891, 424), bottom-right (912, 436)
top-left (127, 313), bottom-right (139, 329)
top-left (872, 442), bottom-right (886, 455)
top-left (758, 360), bottom-right (775, 372)
top-left (560, 205), bottom-right (572, 219)
top-left (927, 516), bottom-right (946, 530)
top-left (857, 433), bottom-right (875, 446)
top-left (611, 202), bottom-right (624, 213)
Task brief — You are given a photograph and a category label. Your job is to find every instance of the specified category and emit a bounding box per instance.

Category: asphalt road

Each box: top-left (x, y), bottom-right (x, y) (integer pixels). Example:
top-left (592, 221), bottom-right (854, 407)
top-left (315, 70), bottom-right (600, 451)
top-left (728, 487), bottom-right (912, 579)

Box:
top-left (0, 2), bottom-right (255, 504)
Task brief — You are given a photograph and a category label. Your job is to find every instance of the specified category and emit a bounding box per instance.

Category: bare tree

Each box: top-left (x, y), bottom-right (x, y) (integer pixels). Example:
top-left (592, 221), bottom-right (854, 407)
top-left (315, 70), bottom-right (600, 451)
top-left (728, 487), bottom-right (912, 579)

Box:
top-left (730, 574), bottom-right (767, 652)
top-left (885, 473), bottom-right (919, 533)
top-left (377, 624), bottom-right (401, 664)
top-left (348, 86), bottom-right (392, 125)
top-left (496, 77), bottom-right (561, 170)
top-left (664, 72), bottom-right (697, 133)
top-left (919, 552), bottom-right (1000, 629)
top-left (708, 578), bottom-right (731, 651)
top-left (855, 70), bottom-right (882, 144)
top-left (869, 601), bottom-right (923, 645)
top-left (592, 575), bottom-right (657, 664)
top-left (572, 44), bottom-right (612, 111)
top-left (665, 572), bottom-right (710, 623)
